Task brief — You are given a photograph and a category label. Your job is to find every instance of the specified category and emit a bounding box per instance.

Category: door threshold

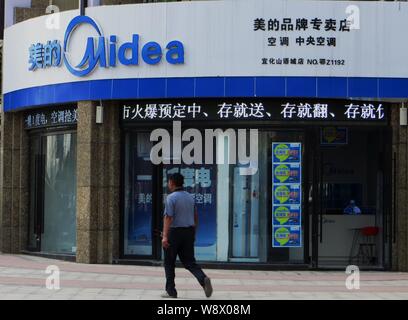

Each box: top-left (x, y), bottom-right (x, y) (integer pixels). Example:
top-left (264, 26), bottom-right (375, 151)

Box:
top-left (114, 259), bottom-right (311, 270)
top-left (21, 251), bottom-right (76, 262)
top-left (316, 265), bottom-right (387, 271)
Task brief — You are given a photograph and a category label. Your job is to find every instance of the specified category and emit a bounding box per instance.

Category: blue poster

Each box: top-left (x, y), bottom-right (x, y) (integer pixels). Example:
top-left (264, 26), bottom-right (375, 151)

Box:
top-left (273, 163), bottom-right (301, 184)
top-left (272, 205), bottom-right (301, 226)
top-left (164, 166), bottom-right (217, 260)
top-left (272, 184), bottom-right (301, 205)
top-left (272, 143), bottom-right (301, 163)
top-left (273, 226), bottom-right (302, 247)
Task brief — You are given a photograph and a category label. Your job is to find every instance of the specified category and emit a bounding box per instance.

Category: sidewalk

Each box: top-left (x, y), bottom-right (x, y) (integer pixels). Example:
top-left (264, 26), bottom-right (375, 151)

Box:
top-left (0, 254), bottom-right (408, 300)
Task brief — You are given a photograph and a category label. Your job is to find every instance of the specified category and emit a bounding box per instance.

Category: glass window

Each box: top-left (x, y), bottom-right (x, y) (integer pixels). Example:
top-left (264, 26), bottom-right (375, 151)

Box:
top-left (124, 132), bottom-right (154, 256)
top-left (28, 136), bottom-right (41, 251)
top-left (40, 133), bottom-right (77, 254)
top-left (123, 128), bottom-right (306, 264)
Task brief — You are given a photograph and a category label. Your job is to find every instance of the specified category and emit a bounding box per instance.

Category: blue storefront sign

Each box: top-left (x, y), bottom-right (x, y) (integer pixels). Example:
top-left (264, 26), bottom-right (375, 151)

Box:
top-left (272, 142), bottom-right (302, 248)
top-left (28, 15), bottom-right (185, 77)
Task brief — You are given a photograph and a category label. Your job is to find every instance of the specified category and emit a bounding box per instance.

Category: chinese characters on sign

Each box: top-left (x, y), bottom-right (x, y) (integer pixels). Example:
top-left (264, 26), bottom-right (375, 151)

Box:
top-left (272, 143), bottom-right (302, 248)
top-left (261, 58), bottom-right (345, 66)
top-left (217, 103), bottom-right (270, 119)
top-left (254, 17), bottom-right (350, 46)
top-left (280, 103), bottom-right (334, 119)
top-left (29, 40), bottom-right (62, 71)
top-left (123, 103), bottom-right (208, 120)
top-left (24, 107), bottom-right (78, 129)
top-left (344, 103), bottom-right (385, 120)
top-left (122, 100), bottom-right (388, 122)
top-left (254, 18), bottom-right (350, 33)
top-left (254, 17), bottom-right (352, 67)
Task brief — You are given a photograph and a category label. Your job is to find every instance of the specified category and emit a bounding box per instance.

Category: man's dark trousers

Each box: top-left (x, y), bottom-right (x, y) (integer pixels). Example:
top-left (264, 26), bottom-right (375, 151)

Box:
top-left (164, 227), bottom-right (207, 294)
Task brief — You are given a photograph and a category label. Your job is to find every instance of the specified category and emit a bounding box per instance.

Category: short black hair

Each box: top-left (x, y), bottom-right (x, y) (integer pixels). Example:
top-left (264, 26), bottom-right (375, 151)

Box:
top-left (168, 173), bottom-right (184, 187)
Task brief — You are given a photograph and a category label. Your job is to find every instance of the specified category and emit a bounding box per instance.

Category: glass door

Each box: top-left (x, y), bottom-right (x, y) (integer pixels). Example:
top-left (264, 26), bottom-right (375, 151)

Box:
top-left (310, 127), bottom-right (390, 269)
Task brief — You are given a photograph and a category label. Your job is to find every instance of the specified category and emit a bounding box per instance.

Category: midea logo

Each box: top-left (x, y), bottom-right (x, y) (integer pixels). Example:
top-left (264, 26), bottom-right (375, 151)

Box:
top-left (28, 15), bottom-right (185, 77)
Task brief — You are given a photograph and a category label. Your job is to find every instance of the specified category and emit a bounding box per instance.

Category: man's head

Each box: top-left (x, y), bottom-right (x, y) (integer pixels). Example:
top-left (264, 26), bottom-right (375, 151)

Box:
top-left (168, 173), bottom-right (184, 192)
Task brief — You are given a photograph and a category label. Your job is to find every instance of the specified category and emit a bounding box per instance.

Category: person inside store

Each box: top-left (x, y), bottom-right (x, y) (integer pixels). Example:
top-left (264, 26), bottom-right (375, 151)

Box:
top-left (161, 173), bottom-right (213, 299)
top-left (343, 200), bottom-right (362, 215)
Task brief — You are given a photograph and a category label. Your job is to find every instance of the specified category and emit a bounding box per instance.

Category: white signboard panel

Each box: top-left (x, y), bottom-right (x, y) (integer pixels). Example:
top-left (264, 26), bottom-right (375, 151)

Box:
top-left (3, 0), bottom-right (408, 94)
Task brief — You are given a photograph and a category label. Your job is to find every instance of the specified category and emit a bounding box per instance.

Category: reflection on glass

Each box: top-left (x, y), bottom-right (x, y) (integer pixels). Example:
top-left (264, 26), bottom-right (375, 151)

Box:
top-left (41, 133), bottom-right (77, 254)
top-left (28, 136), bottom-right (41, 250)
top-left (232, 167), bottom-right (260, 258)
top-left (124, 133), bottom-right (153, 256)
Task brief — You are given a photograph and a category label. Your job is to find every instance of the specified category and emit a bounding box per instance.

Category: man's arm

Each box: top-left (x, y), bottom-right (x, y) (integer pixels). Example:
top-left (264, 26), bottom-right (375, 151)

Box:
top-left (162, 215), bottom-right (173, 249)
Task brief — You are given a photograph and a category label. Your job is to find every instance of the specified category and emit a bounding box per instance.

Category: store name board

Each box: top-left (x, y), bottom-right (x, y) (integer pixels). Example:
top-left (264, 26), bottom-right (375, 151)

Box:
top-left (28, 16), bottom-right (185, 77)
top-left (255, 16), bottom-right (352, 68)
top-left (24, 107), bottom-right (78, 130)
top-left (122, 99), bottom-right (388, 123)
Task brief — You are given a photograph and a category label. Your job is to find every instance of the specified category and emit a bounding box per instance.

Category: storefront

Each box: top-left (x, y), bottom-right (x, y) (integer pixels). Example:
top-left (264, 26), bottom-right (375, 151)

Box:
top-left (120, 98), bottom-right (392, 268)
top-left (1, 0), bottom-right (408, 270)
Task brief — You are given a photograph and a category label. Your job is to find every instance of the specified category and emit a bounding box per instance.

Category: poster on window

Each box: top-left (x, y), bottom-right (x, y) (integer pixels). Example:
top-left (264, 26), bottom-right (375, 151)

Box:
top-left (272, 142), bottom-right (302, 248)
top-left (272, 184), bottom-right (301, 205)
top-left (273, 163), bottom-right (301, 184)
top-left (272, 205), bottom-right (301, 226)
top-left (272, 143), bottom-right (301, 163)
top-left (163, 165), bottom-right (217, 261)
top-left (273, 226), bottom-right (302, 248)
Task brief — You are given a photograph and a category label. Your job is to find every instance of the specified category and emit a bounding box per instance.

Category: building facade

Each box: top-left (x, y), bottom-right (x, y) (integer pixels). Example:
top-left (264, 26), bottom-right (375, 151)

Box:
top-left (1, 0), bottom-right (408, 271)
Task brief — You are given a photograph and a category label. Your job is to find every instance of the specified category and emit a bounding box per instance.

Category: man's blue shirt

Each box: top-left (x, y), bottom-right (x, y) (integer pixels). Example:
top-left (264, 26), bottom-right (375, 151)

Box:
top-left (164, 190), bottom-right (196, 228)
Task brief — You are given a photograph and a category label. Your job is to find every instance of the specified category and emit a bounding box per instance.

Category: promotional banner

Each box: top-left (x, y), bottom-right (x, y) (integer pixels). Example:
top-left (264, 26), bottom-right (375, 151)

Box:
top-left (272, 142), bottom-right (302, 248)
top-left (272, 205), bottom-right (301, 226)
top-left (122, 99), bottom-right (388, 124)
top-left (272, 184), bottom-right (301, 205)
top-left (273, 163), bottom-right (301, 184)
top-left (273, 225), bottom-right (302, 248)
top-left (24, 106), bottom-right (77, 130)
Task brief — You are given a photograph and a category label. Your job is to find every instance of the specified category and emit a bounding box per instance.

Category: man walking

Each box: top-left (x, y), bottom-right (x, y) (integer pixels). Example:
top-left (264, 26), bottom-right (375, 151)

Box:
top-left (161, 173), bottom-right (213, 299)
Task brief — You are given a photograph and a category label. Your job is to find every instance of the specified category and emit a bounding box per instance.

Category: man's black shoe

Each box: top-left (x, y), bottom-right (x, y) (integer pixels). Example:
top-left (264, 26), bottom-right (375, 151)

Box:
top-left (203, 277), bottom-right (213, 298)
top-left (161, 291), bottom-right (178, 299)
